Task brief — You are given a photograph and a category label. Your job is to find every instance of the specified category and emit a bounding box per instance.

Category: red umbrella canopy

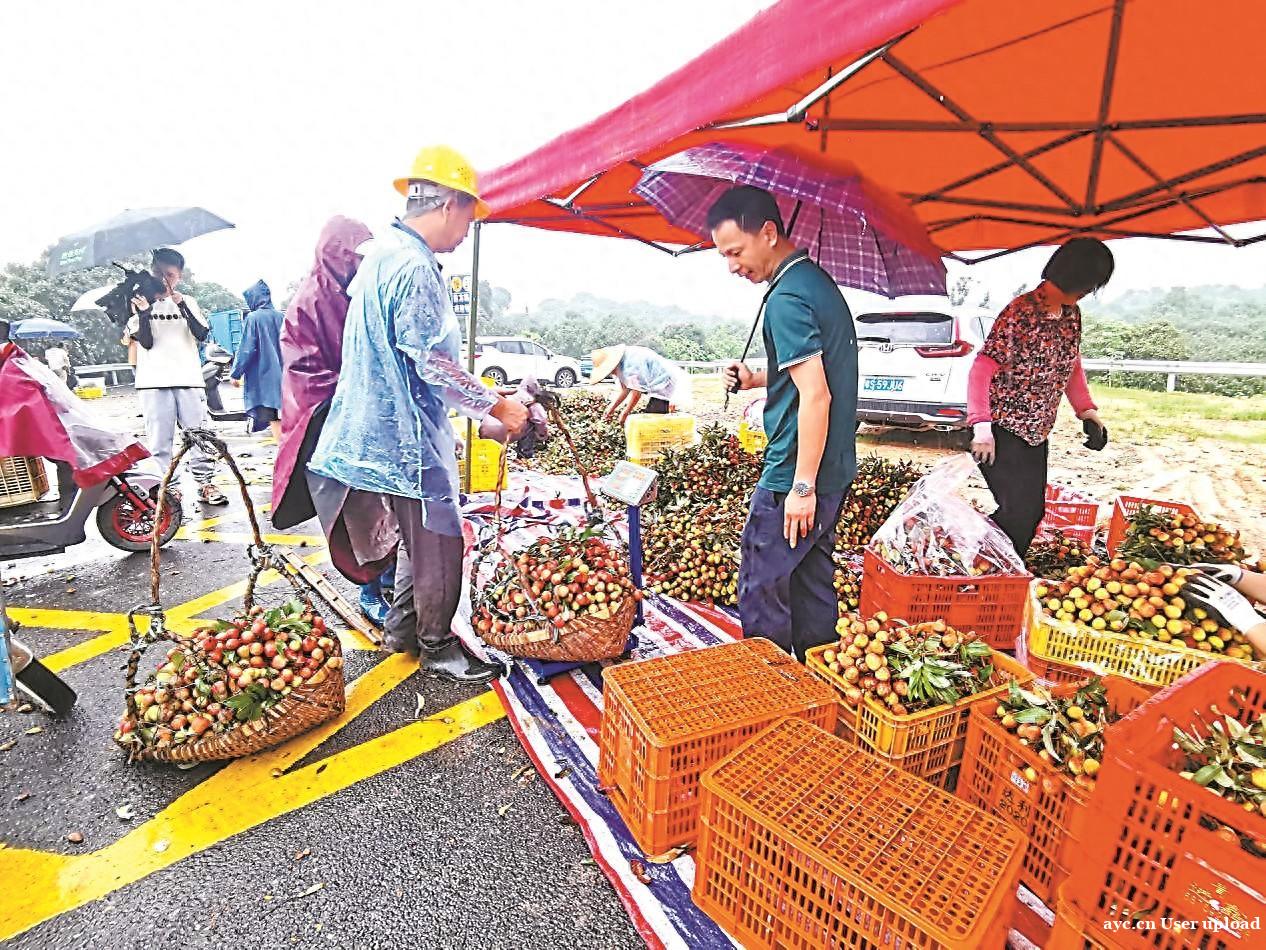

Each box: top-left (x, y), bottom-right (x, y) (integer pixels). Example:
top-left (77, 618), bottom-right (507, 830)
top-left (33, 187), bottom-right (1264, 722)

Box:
top-left (484, 0), bottom-right (1266, 258)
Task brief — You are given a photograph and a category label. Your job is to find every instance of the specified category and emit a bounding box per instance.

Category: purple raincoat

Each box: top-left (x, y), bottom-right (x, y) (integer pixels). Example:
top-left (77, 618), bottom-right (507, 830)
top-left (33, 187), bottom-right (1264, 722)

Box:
top-left (271, 216), bottom-right (372, 530)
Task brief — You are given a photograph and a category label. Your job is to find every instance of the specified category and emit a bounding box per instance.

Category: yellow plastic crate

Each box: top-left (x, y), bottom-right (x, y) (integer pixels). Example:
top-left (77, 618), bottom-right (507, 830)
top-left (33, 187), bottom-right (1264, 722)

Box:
top-left (74, 384), bottom-right (105, 399)
top-left (625, 413), bottom-right (696, 462)
top-left (737, 421), bottom-right (767, 454)
top-left (1025, 583), bottom-right (1252, 688)
top-left (453, 421), bottom-right (508, 493)
top-left (806, 644), bottom-right (1032, 790)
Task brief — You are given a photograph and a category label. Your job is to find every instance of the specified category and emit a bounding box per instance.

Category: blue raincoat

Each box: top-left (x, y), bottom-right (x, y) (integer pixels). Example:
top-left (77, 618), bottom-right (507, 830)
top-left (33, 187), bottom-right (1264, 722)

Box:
top-left (308, 221), bottom-right (498, 538)
top-left (231, 280), bottom-right (284, 432)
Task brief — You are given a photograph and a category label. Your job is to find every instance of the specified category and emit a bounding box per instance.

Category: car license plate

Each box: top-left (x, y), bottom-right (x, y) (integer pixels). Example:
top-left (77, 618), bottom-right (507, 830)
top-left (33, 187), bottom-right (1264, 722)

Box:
top-left (863, 376), bottom-right (904, 393)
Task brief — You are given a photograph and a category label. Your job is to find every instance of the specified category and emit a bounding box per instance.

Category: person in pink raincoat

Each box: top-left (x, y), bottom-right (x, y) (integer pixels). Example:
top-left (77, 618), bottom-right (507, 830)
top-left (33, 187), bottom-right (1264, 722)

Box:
top-left (272, 216), bottom-right (372, 529)
top-left (270, 216), bottom-right (402, 622)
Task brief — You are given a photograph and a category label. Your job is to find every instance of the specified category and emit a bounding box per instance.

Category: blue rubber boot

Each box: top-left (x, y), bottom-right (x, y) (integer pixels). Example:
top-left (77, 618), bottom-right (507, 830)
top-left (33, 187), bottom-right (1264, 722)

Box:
top-left (359, 580), bottom-right (389, 627)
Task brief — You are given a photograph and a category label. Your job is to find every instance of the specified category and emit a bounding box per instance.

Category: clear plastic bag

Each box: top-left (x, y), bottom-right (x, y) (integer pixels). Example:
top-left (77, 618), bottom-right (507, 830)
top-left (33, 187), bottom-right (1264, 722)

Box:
top-left (868, 455), bottom-right (1027, 577)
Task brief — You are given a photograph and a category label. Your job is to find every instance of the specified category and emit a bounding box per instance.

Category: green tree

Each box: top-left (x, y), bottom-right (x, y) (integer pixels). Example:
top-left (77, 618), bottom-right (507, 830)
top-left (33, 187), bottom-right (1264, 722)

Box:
top-left (0, 249), bottom-right (243, 367)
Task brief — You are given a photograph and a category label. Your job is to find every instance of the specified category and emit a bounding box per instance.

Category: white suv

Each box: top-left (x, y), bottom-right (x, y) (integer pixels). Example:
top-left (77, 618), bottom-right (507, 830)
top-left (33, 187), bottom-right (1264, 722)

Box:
top-left (470, 337), bottom-right (583, 388)
top-left (854, 302), bottom-right (995, 432)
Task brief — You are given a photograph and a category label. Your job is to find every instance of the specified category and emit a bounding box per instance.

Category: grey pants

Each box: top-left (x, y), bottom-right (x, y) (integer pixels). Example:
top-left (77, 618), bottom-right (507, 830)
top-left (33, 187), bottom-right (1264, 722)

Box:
top-left (138, 387), bottom-right (217, 484)
top-left (383, 496), bottom-right (465, 654)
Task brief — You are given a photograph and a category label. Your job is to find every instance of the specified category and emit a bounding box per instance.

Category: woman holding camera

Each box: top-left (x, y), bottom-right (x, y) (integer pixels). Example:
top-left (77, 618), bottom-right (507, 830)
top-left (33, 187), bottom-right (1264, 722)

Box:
top-left (967, 238), bottom-right (1113, 557)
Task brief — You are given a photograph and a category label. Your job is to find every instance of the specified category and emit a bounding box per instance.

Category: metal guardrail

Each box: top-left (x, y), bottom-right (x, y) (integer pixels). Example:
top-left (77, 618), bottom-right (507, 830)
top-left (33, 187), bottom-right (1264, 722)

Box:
top-left (1081, 358), bottom-right (1266, 392)
top-left (76, 363), bottom-right (134, 387)
top-left (674, 358), bottom-right (1266, 392)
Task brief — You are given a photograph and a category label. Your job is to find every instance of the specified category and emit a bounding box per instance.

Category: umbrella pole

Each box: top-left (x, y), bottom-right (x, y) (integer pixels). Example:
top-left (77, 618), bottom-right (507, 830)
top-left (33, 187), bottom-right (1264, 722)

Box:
top-left (724, 201), bottom-right (803, 410)
top-left (464, 222), bottom-right (482, 495)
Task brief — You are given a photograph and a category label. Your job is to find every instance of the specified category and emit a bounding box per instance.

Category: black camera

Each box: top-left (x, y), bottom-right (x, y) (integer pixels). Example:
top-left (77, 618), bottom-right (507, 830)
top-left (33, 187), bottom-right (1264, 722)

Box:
top-left (95, 265), bottom-right (167, 327)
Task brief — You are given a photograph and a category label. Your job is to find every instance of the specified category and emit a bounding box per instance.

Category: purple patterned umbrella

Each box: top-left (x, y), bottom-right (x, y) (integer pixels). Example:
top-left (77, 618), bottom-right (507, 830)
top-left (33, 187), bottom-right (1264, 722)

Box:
top-left (633, 141), bottom-right (946, 298)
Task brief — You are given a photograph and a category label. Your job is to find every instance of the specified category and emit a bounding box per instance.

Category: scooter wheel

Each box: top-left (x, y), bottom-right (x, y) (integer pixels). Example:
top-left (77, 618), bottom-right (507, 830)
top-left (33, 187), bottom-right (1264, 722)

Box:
top-left (16, 658), bottom-right (77, 715)
top-left (96, 490), bottom-right (183, 552)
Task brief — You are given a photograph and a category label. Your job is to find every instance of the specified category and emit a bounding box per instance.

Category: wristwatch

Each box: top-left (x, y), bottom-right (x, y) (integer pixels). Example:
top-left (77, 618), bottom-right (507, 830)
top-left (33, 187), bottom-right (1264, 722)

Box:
top-left (792, 480), bottom-right (814, 497)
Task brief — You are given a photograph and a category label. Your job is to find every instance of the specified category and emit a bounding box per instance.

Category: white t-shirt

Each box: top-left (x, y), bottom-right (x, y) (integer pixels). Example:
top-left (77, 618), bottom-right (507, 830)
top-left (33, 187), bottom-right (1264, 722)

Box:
top-left (44, 347), bottom-right (70, 373)
top-left (125, 296), bottom-right (208, 389)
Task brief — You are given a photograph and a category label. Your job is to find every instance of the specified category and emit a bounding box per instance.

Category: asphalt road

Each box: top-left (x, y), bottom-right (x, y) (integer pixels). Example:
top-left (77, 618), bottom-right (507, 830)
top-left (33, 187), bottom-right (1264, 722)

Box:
top-left (1, 396), bottom-right (641, 949)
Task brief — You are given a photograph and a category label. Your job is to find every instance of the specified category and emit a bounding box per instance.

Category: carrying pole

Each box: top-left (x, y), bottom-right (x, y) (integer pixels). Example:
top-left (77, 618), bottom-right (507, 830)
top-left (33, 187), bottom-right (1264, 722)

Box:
top-left (464, 222), bottom-right (483, 494)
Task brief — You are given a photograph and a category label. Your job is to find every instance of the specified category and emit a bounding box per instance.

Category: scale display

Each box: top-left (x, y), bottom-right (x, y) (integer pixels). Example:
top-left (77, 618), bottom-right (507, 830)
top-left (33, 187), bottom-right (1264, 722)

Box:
top-left (601, 461), bottom-right (658, 507)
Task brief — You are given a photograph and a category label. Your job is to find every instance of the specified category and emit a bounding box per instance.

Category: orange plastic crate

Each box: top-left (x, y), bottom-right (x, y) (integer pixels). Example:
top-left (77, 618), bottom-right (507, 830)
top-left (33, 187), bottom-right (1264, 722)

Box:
top-left (805, 644), bottom-right (1033, 790)
top-left (859, 549), bottom-right (1033, 650)
top-left (956, 676), bottom-right (1152, 906)
top-left (1026, 650), bottom-right (1101, 686)
top-left (596, 638), bottom-right (838, 857)
top-left (693, 717), bottom-right (1025, 950)
top-left (1105, 494), bottom-right (1198, 557)
top-left (1060, 661), bottom-right (1266, 948)
top-left (1039, 484), bottom-right (1099, 545)
top-left (1046, 898), bottom-right (1111, 950)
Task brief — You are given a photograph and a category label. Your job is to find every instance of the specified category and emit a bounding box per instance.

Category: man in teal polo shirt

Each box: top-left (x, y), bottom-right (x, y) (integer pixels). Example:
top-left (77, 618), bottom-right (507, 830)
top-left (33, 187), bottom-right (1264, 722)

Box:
top-left (710, 185), bottom-right (858, 659)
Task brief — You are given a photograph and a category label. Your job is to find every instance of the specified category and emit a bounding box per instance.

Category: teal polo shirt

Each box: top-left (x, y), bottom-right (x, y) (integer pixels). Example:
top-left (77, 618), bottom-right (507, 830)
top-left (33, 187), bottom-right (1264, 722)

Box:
top-left (759, 250), bottom-right (858, 495)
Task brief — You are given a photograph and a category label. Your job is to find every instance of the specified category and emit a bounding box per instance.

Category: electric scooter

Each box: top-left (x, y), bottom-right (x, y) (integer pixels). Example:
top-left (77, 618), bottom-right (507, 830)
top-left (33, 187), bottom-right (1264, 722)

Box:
top-left (0, 338), bottom-right (183, 557)
top-left (0, 457), bottom-right (181, 557)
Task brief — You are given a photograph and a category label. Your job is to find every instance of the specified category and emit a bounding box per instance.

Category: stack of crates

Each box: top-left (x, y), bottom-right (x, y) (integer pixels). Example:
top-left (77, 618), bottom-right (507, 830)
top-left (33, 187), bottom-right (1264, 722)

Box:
top-left (1052, 661), bottom-right (1266, 948)
top-left (693, 717), bottom-right (1026, 949)
top-left (596, 638), bottom-right (837, 857)
top-left (624, 413), bottom-right (697, 467)
top-left (1038, 483), bottom-right (1099, 545)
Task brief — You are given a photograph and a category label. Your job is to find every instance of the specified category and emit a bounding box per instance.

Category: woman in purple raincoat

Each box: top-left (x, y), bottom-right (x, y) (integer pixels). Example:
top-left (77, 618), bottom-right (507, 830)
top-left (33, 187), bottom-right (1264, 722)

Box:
top-left (272, 216), bottom-right (371, 527)
top-left (269, 217), bottom-right (395, 622)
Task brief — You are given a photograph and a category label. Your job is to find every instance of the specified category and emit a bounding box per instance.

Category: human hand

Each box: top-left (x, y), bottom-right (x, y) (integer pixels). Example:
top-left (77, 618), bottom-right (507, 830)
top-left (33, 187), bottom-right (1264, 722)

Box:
top-left (784, 490), bottom-right (816, 548)
top-left (478, 417), bottom-right (509, 444)
top-left (169, 290), bottom-right (184, 306)
top-left (723, 361), bottom-right (755, 393)
top-left (491, 395), bottom-right (530, 438)
top-left (1192, 562), bottom-right (1244, 585)
top-left (1081, 410), bottom-right (1108, 451)
top-left (1183, 575), bottom-right (1264, 633)
top-left (131, 294), bottom-right (150, 313)
top-left (971, 422), bottom-right (996, 466)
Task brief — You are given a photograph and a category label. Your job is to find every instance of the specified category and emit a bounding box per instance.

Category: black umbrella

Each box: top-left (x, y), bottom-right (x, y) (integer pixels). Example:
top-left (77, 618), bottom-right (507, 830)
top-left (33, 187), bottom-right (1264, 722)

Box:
top-left (47, 207), bottom-right (234, 276)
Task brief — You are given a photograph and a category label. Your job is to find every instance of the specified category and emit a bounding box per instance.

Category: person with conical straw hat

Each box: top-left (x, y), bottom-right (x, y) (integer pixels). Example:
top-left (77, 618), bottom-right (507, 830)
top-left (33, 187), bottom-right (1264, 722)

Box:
top-left (590, 344), bottom-right (691, 425)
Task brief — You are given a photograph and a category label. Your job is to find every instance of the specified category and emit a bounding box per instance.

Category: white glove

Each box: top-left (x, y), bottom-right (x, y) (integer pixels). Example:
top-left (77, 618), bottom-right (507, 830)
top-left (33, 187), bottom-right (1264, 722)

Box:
top-left (971, 422), bottom-right (996, 466)
top-left (1184, 576), bottom-right (1265, 633)
top-left (1192, 562), bottom-right (1243, 585)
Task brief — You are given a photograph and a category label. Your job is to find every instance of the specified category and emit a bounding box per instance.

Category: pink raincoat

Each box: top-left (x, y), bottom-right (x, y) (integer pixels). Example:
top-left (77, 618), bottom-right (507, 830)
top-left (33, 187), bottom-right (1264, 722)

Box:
top-left (0, 342), bottom-right (149, 485)
top-left (271, 216), bottom-right (372, 529)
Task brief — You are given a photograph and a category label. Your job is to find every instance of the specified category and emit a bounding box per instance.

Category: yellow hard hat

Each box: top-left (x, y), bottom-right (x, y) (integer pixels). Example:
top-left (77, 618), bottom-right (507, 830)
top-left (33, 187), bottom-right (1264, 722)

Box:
top-left (394, 145), bottom-right (490, 220)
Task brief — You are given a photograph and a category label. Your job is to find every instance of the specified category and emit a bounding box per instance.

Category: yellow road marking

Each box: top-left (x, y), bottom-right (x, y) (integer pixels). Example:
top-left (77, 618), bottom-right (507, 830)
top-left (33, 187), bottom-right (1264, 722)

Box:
top-left (165, 550), bottom-right (331, 624)
top-left (20, 551), bottom-right (378, 672)
top-left (0, 658), bottom-right (506, 942)
top-left (174, 530), bottom-right (326, 546)
top-left (8, 610), bottom-right (137, 674)
top-left (179, 500), bottom-right (271, 533)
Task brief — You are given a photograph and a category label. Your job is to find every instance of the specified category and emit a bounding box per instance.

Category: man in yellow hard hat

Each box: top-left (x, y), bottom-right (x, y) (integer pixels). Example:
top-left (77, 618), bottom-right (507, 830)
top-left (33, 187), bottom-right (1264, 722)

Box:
top-left (309, 145), bottom-right (528, 684)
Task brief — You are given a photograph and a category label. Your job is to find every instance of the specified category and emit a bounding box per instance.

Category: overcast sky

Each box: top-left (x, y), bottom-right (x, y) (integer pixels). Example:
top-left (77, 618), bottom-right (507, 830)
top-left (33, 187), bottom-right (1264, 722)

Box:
top-left (3, 0), bottom-right (1264, 322)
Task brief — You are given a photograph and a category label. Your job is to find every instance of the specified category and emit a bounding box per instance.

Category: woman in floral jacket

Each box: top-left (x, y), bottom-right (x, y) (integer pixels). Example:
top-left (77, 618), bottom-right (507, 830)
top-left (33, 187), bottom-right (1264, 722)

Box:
top-left (967, 238), bottom-right (1114, 557)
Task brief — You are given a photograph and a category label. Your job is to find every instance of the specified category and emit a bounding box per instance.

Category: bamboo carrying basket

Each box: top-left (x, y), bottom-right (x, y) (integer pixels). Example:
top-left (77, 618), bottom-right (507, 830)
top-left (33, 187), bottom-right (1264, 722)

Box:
top-left (470, 401), bottom-right (637, 663)
top-left (120, 430), bottom-right (346, 764)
